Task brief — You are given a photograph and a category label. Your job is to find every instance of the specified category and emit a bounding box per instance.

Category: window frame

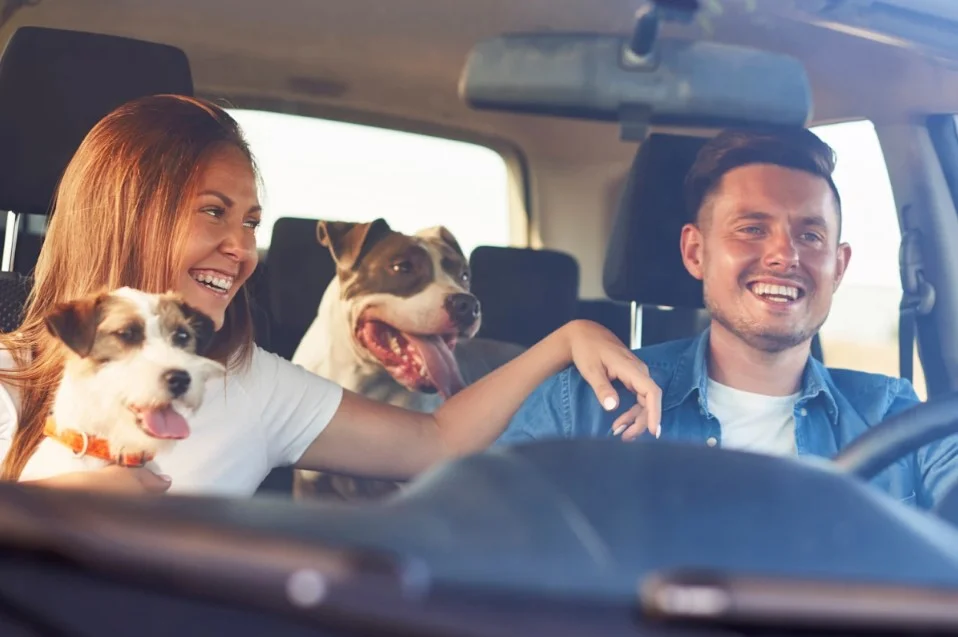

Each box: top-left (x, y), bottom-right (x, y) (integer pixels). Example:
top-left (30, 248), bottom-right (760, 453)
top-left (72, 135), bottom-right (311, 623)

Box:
top-left (208, 94), bottom-right (532, 253)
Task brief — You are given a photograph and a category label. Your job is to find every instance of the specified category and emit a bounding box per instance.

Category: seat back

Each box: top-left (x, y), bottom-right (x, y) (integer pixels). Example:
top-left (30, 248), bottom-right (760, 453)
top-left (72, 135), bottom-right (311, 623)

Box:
top-left (574, 299), bottom-right (631, 346)
top-left (0, 26), bottom-right (193, 332)
top-left (0, 272), bottom-right (32, 333)
top-left (262, 223), bottom-right (582, 356)
top-left (0, 26), bottom-right (193, 276)
top-left (264, 217), bottom-right (337, 360)
top-left (469, 245), bottom-right (580, 348)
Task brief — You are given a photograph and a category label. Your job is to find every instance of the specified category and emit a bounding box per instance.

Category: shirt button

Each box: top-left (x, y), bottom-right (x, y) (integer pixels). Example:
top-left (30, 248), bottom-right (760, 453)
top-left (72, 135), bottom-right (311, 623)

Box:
top-left (799, 408), bottom-right (808, 417)
top-left (706, 437), bottom-right (718, 447)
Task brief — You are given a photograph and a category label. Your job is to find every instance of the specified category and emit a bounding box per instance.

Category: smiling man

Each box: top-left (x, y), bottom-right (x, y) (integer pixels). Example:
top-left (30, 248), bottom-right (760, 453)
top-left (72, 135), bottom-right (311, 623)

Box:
top-left (499, 127), bottom-right (958, 509)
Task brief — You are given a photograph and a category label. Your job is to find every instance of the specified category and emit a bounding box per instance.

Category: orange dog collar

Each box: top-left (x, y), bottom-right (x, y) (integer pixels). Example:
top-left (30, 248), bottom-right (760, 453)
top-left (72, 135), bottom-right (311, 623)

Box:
top-left (43, 418), bottom-right (154, 467)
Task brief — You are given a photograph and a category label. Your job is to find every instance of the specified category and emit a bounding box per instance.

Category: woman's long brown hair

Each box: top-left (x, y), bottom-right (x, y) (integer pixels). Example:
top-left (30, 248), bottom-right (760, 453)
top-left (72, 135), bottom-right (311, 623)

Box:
top-left (0, 94), bottom-right (257, 479)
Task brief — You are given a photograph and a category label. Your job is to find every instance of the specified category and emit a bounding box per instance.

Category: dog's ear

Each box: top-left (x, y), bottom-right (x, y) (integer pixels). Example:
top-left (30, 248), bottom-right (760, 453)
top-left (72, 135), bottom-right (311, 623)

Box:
top-left (44, 294), bottom-right (106, 357)
top-left (176, 302), bottom-right (216, 357)
top-left (417, 225), bottom-right (465, 258)
top-left (317, 219), bottom-right (392, 271)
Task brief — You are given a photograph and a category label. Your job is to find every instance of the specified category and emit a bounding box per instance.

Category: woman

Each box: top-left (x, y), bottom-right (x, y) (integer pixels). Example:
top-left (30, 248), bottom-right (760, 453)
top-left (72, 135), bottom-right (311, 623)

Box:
top-left (0, 95), bottom-right (659, 496)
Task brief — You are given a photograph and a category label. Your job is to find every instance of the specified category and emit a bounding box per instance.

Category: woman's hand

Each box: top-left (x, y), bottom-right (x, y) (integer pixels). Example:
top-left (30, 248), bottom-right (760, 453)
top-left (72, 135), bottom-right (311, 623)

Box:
top-left (561, 319), bottom-right (661, 441)
top-left (25, 465), bottom-right (172, 494)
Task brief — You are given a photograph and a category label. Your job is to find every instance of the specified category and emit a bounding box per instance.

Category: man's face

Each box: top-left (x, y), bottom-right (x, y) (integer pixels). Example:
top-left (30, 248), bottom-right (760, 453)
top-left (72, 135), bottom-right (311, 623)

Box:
top-left (680, 163), bottom-right (852, 353)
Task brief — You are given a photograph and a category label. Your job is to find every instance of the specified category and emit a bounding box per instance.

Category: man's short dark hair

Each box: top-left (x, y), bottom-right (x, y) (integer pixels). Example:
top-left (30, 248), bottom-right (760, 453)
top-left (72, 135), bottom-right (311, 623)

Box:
top-left (684, 127), bottom-right (842, 231)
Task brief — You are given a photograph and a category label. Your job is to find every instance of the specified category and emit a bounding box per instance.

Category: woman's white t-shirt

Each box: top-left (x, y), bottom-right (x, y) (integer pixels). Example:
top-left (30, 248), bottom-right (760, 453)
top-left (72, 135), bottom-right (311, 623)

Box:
top-left (0, 346), bottom-right (344, 497)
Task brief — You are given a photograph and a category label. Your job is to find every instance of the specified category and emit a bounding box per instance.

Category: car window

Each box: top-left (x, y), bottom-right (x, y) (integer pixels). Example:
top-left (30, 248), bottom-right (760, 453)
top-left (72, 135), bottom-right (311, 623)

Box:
top-left (811, 120), bottom-right (927, 399)
top-left (227, 109), bottom-right (515, 257)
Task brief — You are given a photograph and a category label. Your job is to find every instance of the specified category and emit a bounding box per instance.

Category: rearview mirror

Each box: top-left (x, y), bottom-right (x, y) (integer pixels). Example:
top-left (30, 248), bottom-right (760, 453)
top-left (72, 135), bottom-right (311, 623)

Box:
top-left (459, 34), bottom-right (812, 138)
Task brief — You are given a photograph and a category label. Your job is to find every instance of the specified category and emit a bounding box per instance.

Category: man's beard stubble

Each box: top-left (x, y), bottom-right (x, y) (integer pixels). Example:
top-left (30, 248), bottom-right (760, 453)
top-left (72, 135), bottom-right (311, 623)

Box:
top-left (703, 279), bottom-right (826, 354)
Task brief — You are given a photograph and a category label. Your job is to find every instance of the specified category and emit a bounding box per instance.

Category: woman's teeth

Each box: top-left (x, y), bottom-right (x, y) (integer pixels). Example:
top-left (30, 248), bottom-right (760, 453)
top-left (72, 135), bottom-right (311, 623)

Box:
top-left (191, 272), bottom-right (233, 293)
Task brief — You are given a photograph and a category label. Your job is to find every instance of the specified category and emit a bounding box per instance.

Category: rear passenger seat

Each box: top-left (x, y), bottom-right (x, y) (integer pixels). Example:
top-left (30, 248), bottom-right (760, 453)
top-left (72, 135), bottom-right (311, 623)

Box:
top-left (257, 219), bottom-right (589, 360)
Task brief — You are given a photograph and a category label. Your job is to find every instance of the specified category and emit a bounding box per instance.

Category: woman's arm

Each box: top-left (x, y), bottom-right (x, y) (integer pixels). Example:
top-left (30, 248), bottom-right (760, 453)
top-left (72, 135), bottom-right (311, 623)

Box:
top-left (296, 320), bottom-right (661, 480)
top-left (23, 466), bottom-right (172, 493)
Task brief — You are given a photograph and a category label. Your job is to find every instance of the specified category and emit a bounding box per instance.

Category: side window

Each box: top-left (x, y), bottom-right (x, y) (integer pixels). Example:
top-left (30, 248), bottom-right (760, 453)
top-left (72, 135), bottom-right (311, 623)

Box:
top-left (811, 120), bottom-right (926, 399)
top-left (227, 109), bottom-right (516, 257)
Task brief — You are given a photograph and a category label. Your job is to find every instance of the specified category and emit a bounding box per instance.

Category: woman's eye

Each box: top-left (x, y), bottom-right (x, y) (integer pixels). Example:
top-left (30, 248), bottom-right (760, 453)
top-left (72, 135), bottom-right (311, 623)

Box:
top-left (244, 218), bottom-right (261, 230)
top-left (201, 206), bottom-right (225, 218)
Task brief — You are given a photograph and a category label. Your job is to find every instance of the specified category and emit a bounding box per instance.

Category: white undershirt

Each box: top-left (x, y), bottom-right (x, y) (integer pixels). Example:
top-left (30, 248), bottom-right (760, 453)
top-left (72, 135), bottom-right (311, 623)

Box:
top-left (0, 346), bottom-right (344, 497)
top-left (706, 378), bottom-right (799, 457)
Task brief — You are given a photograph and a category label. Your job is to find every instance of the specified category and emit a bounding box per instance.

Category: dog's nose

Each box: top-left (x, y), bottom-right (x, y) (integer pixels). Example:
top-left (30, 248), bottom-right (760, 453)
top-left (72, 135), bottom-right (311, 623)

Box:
top-left (445, 293), bottom-right (480, 325)
top-left (163, 369), bottom-right (191, 398)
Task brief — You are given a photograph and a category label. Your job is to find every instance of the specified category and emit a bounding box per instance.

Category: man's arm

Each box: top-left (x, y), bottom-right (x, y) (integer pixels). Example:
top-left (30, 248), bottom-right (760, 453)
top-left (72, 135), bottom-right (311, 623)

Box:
top-left (895, 379), bottom-right (958, 508)
top-left (495, 368), bottom-right (571, 445)
top-left (498, 364), bottom-right (646, 446)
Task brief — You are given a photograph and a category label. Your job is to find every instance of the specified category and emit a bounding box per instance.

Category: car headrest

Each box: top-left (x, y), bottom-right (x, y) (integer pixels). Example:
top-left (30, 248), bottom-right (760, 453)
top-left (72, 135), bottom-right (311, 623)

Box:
top-left (267, 217), bottom-right (336, 341)
top-left (602, 133), bottom-right (708, 308)
top-left (470, 246), bottom-right (579, 347)
top-left (0, 26), bottom-right (194, 216)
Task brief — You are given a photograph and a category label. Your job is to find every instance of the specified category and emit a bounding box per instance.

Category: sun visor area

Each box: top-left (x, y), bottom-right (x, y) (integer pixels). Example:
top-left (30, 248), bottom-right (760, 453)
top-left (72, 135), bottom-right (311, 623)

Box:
top-left (459, 34), bottom-right (812, 137)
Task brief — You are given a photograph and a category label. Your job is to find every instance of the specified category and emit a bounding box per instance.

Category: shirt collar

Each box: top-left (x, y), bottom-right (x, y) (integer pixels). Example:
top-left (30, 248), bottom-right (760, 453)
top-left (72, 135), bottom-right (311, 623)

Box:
top-left (662, 326), bottom-right (839, 425)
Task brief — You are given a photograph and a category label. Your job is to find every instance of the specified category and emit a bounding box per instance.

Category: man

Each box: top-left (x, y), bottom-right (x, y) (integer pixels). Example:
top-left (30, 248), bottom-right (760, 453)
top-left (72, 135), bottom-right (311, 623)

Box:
top-left (499, 127), bottom-right (958, 509)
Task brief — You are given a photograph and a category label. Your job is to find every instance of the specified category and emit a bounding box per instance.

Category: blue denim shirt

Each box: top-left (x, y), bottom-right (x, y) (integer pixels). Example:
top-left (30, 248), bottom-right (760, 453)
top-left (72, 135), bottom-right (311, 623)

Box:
top-left (499, 328), bottom-right (958, 510)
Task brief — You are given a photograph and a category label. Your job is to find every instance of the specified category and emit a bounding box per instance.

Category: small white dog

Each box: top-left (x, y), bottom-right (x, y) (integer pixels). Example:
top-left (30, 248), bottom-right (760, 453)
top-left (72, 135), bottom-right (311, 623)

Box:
top-left (18, 287), bottom-right (225, 482)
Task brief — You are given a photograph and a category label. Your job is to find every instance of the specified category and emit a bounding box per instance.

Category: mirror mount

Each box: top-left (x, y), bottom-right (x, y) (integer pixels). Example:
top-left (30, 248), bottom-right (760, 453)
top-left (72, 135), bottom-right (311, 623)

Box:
top-left (629, 0), bottom-right (700, 57)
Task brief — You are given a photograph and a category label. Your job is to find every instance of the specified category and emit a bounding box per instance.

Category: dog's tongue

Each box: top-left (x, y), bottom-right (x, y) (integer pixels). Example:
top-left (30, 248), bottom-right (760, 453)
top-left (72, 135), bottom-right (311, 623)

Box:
top-left (406, 333), bottom-right (465, 399)
top-left (139, 406), bottom-right (190, 440)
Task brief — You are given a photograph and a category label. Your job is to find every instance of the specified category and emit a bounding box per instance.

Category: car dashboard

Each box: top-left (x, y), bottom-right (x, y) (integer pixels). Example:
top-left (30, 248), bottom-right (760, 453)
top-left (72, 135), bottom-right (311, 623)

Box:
top-left (3, 440), bottom-right (958, 636)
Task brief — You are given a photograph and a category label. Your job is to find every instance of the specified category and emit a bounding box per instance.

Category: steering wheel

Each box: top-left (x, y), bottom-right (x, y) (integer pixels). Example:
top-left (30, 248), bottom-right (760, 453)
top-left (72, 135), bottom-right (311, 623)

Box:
top-left (833, 391), bottom-right (958, 480)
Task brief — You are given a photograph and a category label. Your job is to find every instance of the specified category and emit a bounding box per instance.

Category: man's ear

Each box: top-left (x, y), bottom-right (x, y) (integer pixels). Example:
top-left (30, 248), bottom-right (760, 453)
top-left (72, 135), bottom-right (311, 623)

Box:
top-left (176, 301), bottom-right (216, 357)
top-left (416, 225), bottom-right (464, 258)
top-left (833, 242), bottom-right (852, 292)
top-left (44, 294), bottom-right (106, 357)
top-left (680, 223), bottom-right (706, 281)
top-left (317, 218), bottom-right (392, 271)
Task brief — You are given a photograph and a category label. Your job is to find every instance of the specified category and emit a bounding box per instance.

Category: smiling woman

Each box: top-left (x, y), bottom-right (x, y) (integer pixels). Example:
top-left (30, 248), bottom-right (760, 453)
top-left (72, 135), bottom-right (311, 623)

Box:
top-left (178, 145), bottom-right (262, 330)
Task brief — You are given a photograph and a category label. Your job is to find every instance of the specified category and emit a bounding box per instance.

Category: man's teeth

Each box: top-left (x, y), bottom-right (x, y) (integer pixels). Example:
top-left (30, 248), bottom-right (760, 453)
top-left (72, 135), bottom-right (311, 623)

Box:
top-left (191, 272), bottom-right (233, 292)
top-left (751, 282), bottom-right (799, 300)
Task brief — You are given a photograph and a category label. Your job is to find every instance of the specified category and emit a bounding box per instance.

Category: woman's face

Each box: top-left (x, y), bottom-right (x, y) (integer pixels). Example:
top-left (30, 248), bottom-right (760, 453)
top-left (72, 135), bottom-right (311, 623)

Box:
top-left (177, 144), bottom-right (261, 330)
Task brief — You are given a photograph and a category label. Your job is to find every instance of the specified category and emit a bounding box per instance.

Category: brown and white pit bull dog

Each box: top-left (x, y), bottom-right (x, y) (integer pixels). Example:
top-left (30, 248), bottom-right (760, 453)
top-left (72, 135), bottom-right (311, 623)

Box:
top-left (292, 218), bottom-right (523, 500)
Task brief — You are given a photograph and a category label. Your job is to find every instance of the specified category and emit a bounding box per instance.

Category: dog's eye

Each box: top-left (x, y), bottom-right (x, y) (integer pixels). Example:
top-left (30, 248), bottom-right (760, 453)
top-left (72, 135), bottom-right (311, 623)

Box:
top-left (460, 270), bottom-right (470, 283)
top-left (390, 261), bottom-right (412, 274)
top-left (172, 327), bottom-right (192, 348)
top-left (115, 328), bottom-right (136, 343)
